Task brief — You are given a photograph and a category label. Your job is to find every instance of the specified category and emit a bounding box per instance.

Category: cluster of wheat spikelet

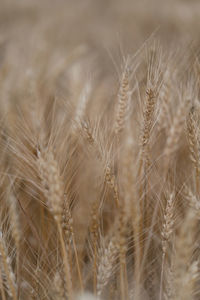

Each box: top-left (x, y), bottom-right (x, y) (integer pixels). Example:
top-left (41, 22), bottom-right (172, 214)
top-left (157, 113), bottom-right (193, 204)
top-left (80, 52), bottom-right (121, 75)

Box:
top-left (1, 0), bottom-right (200, 299)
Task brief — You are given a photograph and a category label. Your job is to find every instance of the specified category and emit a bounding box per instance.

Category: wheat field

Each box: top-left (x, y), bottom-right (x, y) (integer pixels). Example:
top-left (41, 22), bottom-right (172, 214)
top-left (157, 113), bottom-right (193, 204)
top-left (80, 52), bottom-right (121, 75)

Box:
top-left (0, 0), bottom-right (200, 299)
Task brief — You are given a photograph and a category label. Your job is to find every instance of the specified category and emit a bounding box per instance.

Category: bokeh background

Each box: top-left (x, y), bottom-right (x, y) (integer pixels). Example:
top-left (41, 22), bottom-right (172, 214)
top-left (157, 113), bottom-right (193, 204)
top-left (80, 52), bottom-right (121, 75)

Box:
top-left (1, 0), bottom-right (200, 117)
top-left (1, 0), bottom-right (200, 70)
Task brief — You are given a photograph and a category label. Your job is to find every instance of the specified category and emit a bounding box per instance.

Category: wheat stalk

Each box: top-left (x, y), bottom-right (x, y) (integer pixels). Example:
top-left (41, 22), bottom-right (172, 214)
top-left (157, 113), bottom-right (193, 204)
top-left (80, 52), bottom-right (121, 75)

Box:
top-left (159, 193), bottom-right (175, 300)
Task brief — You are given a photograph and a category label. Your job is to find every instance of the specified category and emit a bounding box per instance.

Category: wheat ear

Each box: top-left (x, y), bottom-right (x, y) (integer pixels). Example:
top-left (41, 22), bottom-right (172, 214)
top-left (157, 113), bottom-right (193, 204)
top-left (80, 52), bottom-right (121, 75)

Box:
top-left (0, 231), bottom-right (17, 300)
top-left (96, 237), bottom-right (118, 297)
top-left (53, 270), bottom-right (67, 300)
top-left (187, 107), bottom-right (200, 195)
top-left (37, 148), bottom-right (73, 300)
top-left (140, 88), bottom-right (156, 167)
top-left (115, 60), bottom-right (131, 137)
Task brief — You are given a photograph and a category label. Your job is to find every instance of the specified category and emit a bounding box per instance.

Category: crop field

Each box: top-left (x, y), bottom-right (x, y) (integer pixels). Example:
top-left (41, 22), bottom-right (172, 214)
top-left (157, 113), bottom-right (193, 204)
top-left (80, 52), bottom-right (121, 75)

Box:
top-left (0, 0), bottom-right (200, 299)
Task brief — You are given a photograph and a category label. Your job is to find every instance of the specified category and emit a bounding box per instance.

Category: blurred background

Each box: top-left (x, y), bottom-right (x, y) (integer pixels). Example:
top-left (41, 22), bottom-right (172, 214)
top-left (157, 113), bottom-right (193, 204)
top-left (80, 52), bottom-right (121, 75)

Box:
top-left (1, 0), bottom-right (200, 63)
top-left (0, 0), bottom-right (200, 113)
